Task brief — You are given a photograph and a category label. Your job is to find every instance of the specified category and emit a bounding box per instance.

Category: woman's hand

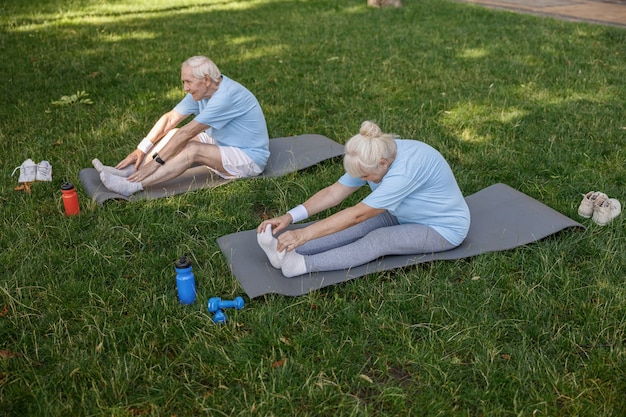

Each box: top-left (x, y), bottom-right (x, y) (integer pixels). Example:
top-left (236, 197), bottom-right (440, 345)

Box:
top-left (257, 214), bottom-right (293, 235)
top-left (276, 229), bottom-right (307, 252)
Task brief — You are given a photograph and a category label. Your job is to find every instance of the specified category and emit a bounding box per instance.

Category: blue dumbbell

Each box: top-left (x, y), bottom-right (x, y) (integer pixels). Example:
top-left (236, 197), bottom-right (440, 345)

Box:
top-left (207, 296), bottom-right (244, 313)
top-left (213, 310), bottom-right (227, 324)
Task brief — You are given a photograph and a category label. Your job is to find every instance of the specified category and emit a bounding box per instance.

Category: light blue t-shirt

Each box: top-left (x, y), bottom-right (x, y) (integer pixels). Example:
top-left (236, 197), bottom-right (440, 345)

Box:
top-left (339, 139), bottom-right (470, 246)
top-left (173, 75), bottom-right (270, 170)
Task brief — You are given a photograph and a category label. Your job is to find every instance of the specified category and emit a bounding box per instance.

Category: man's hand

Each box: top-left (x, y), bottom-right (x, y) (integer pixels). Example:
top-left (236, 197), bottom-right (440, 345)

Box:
top-left (128, 161), bottom-right (159, 182)
top-left (116, 149), bottom-right (146, 172)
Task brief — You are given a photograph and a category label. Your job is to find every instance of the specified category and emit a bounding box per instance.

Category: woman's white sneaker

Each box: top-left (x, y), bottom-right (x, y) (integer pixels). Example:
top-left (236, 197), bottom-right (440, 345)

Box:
top-left (578, 191), bottom-right (608, 218)
top-left (592, 197), bottom-right (621, 226)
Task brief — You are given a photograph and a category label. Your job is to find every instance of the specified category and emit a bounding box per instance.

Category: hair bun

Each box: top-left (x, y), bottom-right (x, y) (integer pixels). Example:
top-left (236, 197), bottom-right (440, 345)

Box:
top-left (359, 121), bottom-right (382, 138)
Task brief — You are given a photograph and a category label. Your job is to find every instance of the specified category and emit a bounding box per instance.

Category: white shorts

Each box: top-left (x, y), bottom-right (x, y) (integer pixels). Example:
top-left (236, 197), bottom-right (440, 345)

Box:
top-left (198, 132), bottom-right (263, 179)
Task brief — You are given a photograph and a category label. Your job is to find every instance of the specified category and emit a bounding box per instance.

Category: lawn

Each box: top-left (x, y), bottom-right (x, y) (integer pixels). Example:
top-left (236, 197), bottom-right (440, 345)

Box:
top-left (1, 0), bottom-right (625, 415)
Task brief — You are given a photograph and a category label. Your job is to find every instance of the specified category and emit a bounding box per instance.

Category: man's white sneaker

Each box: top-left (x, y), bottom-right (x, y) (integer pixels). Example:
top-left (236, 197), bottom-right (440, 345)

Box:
top-left (35, 160), bottom-right (52, 182)
top-left (592, 197), bottom-right (621, 226)
top-left (578, 191), bottom-right (608, 218)
top-left (11, 159), bottom-right (37, 183)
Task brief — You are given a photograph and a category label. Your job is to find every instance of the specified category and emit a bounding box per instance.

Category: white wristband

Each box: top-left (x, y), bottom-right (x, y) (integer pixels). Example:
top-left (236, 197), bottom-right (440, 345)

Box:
top-left (137, 137), bottom-right (153, 153)
top-left (287, 204), bottom-right (308, 223)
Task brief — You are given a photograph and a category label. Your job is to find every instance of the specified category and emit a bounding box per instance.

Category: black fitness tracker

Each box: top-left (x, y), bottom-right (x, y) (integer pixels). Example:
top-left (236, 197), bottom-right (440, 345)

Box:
top-left (152, 152), bottom-right (165, 165)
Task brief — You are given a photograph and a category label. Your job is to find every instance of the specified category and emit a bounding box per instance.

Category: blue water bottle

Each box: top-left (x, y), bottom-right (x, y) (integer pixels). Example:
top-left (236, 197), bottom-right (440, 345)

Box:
top-left (175, 256), bottom-right (196, 304)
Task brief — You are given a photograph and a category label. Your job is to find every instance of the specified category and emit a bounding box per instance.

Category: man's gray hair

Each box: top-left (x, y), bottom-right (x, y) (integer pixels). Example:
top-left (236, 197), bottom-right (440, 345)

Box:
top-left (182, 56), bottom-right (222, 82)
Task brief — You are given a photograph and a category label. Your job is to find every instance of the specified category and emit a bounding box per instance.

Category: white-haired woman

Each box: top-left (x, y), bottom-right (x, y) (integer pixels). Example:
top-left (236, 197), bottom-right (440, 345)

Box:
top-left (93, 56), bottom-right (269, 196)
top-left (257, 120), bottom-right (470, 277)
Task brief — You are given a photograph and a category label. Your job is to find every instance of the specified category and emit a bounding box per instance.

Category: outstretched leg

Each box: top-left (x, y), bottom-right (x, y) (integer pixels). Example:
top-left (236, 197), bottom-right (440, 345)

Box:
top-left (99, 171), bottom-right (143, 196)
top-left (297, 211), bottom-right (398, 255)
top-left (304, 223), bottom-right (456, 273)
top-left (99, 140), bottom-right (223, 196)
top-left (140, 141), bottom-right (224, 187)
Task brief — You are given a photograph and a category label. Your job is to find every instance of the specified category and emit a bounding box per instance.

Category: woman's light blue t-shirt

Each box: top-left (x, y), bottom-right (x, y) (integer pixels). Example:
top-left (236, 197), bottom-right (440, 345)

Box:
top-left (339, 139), bottom-right (470, 246)
top-left (173, 75), bottom-right (270, 170)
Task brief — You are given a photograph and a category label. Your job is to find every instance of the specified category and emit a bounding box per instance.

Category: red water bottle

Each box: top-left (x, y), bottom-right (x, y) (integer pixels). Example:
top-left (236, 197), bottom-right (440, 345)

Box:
top-left (61, 182), bottom-right (80, 216)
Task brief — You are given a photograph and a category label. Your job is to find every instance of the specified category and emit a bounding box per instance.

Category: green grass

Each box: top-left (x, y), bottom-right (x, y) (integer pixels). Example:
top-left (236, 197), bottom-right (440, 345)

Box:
top-left (1, 0), bottom-right (626, 415)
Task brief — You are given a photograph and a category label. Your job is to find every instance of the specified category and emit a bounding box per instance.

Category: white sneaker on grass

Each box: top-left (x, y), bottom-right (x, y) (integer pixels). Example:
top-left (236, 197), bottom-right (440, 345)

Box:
top-left (11, 159), bottom-right (37, 183)
top-left (578, 191), bottom-right (608, 218)
top-left (592, 197), bottom-right (621, 226)
top-left (35, 160), bottom-right (52, 182)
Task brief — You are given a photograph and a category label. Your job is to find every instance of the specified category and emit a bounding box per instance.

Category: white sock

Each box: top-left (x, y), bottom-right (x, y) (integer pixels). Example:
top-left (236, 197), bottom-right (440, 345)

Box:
top-left (278, 247), bottom-right (307, 278)
top-left (99, 171), bottom-right (143, 197)
top-left (92, 158), bottom-right (134, 177)
top-left (257, 224), bottom-right (281, 269)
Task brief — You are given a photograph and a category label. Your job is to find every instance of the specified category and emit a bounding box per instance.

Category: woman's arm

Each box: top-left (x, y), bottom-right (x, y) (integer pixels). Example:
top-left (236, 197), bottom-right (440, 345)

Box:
top-left (301, 181), bottom-right (358, 217)
top-left (276, 202), bottom-right (385, 252)
top-left (257, 181), bottom-right (360, 234)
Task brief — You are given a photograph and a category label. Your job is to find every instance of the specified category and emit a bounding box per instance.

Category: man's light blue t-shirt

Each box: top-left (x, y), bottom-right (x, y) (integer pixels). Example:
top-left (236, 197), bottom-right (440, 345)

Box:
top-left (173, 75), bottom-right (270, 170)
top-left (339, 139), bottom-right (470, 246)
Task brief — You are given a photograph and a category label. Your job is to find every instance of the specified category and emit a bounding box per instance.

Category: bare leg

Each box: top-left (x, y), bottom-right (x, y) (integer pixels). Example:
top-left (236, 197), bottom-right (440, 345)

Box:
top-left (140, 141), bottom-right (225, 187)
top-left (100, 137), bottom-right (224, 196)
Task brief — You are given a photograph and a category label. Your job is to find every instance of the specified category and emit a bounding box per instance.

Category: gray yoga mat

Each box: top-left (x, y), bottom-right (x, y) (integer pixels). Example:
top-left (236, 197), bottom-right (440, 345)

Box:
top-left (217, 183), bottom-right (585, 298)
top-left (79, 134), bottom-right (344, 204)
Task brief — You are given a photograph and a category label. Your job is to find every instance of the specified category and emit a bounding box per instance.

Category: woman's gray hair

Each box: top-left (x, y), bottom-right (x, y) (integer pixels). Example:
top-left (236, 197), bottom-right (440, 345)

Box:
top-left (182, 56), bottom-right (222, 82)
top-left (343, 121), bottom-right (397, 177)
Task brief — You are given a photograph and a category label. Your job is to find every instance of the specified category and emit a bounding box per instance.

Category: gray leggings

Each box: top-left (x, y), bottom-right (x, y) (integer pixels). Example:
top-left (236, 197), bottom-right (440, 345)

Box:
top-left (296, 212), bottom-right (457, 272)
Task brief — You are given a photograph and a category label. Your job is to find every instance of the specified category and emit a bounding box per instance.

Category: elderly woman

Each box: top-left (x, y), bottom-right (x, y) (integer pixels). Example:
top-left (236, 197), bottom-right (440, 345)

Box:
top-left (257, 120), bottom-right (471, 277)
top-left (93, 55), bottom-right (269, 197)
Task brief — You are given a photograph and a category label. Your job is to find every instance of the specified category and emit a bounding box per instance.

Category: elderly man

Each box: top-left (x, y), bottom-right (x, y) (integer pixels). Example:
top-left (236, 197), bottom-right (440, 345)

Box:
top-left (93, 55), bottom-right (269, 196)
